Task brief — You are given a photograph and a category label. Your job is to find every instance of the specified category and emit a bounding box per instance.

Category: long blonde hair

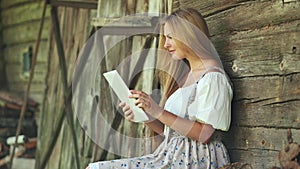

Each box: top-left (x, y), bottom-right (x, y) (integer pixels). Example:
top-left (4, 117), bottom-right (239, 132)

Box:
top-left (156, 8), bottom-right (212, 105)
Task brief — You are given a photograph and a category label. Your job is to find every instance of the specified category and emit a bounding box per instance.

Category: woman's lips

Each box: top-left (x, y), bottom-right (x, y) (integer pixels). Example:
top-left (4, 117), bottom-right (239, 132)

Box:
top-left (169, 50), bottom-right (175, 54)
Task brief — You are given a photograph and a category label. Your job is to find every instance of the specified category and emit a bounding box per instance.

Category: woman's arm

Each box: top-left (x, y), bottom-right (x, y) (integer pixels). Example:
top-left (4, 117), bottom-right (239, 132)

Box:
top-left (119, 102), bottom-right (165, 135)
top-left (144, 119), bottom-right (164, 135)
top-left (129, 90), bottom-right (215, 142)
top-left (158, 110), bottom-right (214, 142)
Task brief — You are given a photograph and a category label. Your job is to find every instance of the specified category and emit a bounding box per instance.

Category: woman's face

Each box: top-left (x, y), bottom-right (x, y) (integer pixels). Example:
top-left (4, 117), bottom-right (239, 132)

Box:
top-left (163, 23), bottom-right (185, 60)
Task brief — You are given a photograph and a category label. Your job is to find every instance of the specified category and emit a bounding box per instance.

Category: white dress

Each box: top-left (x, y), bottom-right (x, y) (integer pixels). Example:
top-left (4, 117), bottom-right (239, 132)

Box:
top-left (89, 72), bottom-right (233, 169)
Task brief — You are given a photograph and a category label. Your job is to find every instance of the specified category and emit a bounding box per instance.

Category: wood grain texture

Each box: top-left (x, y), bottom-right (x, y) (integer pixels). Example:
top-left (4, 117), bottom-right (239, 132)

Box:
top-left (177, 1), bottom-right (300, 168)
top-left (3, 40), bottom-right (49, 63)
top-left (1, 1), bottom-right (51, 99)
top-left (233, 100), bottom-right (300, 128)
top-left (228, 149), bottom-right (280, 169)
top-left (2, 20), bottom-right (50, 45)
top-left (224, 127), bottom-right (300, 151)
top-left (1, 2), bottom-right (50, 26)
top-left (0, 0), bottom-right (33, 9)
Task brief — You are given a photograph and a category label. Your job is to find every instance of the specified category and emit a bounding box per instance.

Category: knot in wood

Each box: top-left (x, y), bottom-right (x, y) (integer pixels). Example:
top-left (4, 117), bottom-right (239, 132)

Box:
top-left (279, 59), bottom-right (286, 71)
top-left (292, 46), bottom-right (297, 54)
top-left (232, 64), bottom-right (238, 72)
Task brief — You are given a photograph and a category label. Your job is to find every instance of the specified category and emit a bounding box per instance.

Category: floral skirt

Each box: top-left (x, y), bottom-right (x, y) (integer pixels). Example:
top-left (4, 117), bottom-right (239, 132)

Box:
top-left (89, 133), bottom-right (230, 169)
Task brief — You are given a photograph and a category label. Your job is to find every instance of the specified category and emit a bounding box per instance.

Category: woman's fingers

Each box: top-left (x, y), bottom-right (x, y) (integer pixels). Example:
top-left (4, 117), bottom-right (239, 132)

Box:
top-left (129, 90), bottom-right (147, 99)
top-left (119, 102), bottom-right (134, 120)
top-left (124, 109), bottom-right (134, 120)
top-left (119, 102), bottom-right (126, 108)
top-left (129, 90), bottom-right (151, 110)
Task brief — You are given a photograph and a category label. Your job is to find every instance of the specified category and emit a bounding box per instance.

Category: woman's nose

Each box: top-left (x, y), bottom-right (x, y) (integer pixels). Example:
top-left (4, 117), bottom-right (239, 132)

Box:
top-left (164, 38), bottom-right (170, 49)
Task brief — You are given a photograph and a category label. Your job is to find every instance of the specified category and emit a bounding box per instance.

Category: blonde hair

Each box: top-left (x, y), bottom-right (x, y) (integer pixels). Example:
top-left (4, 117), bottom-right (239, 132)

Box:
top-left (156, 8), bottom-right (210, 104)
top-left (168, 8), bottom-right (209, 37)
top-left (168, 8), bottom-right (210, 58)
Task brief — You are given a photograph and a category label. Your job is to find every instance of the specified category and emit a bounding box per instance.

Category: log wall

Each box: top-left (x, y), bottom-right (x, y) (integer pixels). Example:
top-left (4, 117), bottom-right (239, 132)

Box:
top-left (2, 0), bottom-right (299, 169)
top-left (0, 0), bottom-right (51, 100)
top-left (175, 0), bottom-right (300, 168)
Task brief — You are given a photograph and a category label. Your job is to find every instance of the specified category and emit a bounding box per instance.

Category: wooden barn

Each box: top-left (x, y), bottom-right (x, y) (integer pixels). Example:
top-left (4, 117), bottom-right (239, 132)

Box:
top-left (0, 0), bottom-right (299, 169)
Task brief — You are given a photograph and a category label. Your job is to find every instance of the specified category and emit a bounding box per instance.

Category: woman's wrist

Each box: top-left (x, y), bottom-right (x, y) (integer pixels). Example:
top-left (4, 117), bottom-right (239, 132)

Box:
top-left (156, 109), bottom-right (165, 120)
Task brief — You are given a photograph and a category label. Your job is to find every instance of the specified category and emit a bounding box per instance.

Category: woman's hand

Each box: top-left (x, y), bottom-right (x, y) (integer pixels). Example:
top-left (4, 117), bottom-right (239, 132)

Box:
top-left (119, 90), bottom-right (164, 121)
top-left (129, 90), bottom-right (164, 119)
top-left (119, 102), bottom-right (135, 122)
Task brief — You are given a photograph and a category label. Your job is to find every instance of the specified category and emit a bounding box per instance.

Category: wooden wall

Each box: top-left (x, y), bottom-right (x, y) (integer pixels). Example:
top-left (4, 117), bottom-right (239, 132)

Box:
top-left (0, 0), bottom-right (50, 100)
top-left (174, 0), bottom-right (300, 168)
top-left (2, 0), bottom-right (298, 169)
top-left (37, 1), bottom-right (167, 169)
top-left (35, 6), bottom-right (93, 169)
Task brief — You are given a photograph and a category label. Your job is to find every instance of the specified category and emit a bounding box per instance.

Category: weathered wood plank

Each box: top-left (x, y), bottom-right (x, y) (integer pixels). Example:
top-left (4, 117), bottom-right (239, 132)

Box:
top-left (232, 73), bottom-right (300, 102)
top-left (6, 74), bottom-right (46, 85)
top-left (180, 0), bottom-right (300, 34)
top-left (228, 149), bottom-right (280, 169)
top-left (180, 0), bottom-right (248, 15)
top-left (1, 2), bottom-right (50, 26)
top-left (6, 63), bottom-right (47, 74)
top-left (9, 82), bottom-right (45, 92)
top-left (0, 0), bottom-right (32, 9)
top-left (50, 0), bottom-right (97, 9)
top-left (223, 127), bottom-right (300, 151)
top-left (97, 0), bottom-right (126, 18)
top-left (212, 20), bottom-right (300, 77)
top-left (233, 100), bottom-right (300, 128)
top-left (2, 19), bottom-right (50, 45)
top-left (4, 40), bottom-right (49, 63)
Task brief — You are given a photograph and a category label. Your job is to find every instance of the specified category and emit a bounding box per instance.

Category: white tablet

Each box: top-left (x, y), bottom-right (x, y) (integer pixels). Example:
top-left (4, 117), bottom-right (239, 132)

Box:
top-left (103, 70), bottom-right (149, 122)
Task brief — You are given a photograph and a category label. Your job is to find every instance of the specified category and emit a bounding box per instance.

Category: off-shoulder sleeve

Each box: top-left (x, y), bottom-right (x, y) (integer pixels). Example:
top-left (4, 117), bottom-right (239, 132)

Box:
top-left (187, 72), bottom-right (233, 131)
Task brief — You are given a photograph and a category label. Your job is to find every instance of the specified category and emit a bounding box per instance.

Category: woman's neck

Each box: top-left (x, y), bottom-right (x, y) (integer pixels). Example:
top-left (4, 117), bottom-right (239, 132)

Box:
top-left (186, 57), bottom-right (205, 72)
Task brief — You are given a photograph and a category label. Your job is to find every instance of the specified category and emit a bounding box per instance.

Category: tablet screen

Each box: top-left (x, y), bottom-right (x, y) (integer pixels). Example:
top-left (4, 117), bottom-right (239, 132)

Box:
top-left (103, 70), bottom-right (149, 122)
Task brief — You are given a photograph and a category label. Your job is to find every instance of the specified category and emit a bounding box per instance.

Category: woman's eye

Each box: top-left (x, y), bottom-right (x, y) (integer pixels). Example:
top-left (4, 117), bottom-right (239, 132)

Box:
top-left (167, 35), bottom-right (172, 39)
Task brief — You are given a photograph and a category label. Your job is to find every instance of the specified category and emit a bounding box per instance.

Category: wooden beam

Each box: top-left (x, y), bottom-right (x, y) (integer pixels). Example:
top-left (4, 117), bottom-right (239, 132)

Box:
top-left (50, 0), bottom-right (97, 9)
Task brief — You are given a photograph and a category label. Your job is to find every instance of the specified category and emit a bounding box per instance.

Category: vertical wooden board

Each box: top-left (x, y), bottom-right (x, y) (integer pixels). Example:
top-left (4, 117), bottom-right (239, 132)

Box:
top-left (67, 9), bottom-right (90, 83)
top-left (36, 28), bottom-right (64, 168)
top-left (98, 0), bottom-right (126, 17)
top-left (45, 124), bottom-right (63, 169)
top-left (37, 6), bottom-right (93, 169)
top-left (57, 123), bottom-right (74, 169)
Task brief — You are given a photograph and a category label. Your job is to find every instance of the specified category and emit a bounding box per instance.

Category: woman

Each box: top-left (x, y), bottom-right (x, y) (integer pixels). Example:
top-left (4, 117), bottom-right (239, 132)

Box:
top-left (88, 8), bottom-right (233, 169)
